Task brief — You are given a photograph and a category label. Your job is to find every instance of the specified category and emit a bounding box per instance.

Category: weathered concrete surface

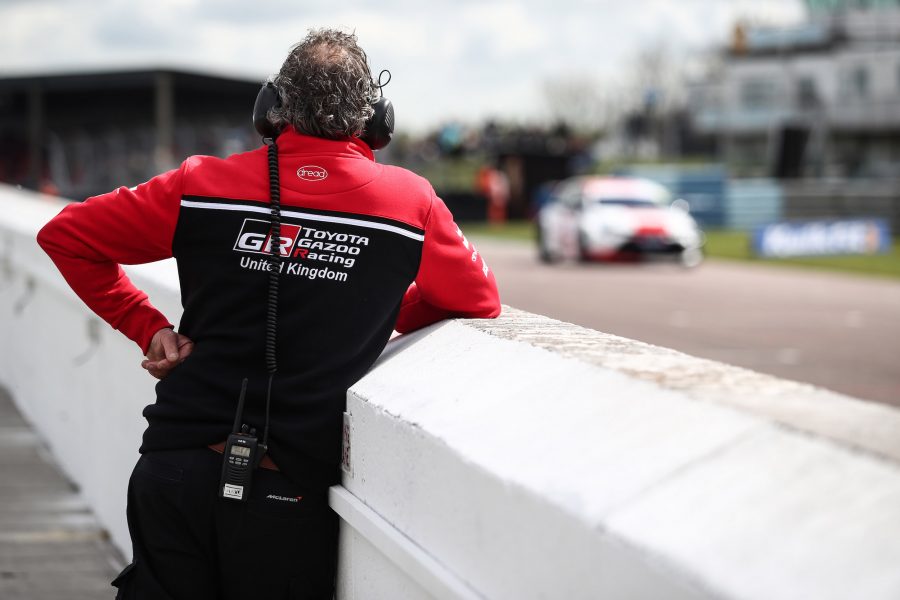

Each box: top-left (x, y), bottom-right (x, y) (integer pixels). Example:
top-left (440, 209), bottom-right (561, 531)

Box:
top-left (0, 387), bottom-right (122, 600)
top-left (0, 186), bottom-right (175, 557)
top-left (341, 313), bottom-right (900, 600)
top-left (473, 238), bottom-right (900, 406)
top-left (470, 307), bottom-right (900, 465)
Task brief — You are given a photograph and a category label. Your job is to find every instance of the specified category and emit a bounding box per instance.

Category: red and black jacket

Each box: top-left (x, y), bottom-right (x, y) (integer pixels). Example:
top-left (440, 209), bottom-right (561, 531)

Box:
top-left (37, 128), bottom-right (501, 485)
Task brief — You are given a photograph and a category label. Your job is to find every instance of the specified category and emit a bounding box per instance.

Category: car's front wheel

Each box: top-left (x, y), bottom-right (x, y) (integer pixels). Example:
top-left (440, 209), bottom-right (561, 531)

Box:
top-left (679, 247), bottom-right (703, 268)
top-left (537, 223), bottom-right (559, 263)
top-left (577, 232), bottom-right (592, 263)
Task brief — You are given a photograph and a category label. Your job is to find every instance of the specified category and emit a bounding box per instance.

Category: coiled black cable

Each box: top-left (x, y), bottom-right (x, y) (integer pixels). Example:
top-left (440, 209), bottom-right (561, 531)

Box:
top-left (265, 141), bottom-right (281, 375)
top-left (262, 139), bottom-right (281, 450)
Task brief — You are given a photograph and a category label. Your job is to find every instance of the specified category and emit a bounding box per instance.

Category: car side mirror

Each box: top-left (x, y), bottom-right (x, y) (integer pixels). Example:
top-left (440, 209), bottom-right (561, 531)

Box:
top-left (671, 198), bottom-right (690, 213)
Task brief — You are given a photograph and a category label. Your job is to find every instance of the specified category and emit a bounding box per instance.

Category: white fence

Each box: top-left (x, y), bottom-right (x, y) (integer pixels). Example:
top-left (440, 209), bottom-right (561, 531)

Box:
top-left (3, 184), bottom-right (900, 599)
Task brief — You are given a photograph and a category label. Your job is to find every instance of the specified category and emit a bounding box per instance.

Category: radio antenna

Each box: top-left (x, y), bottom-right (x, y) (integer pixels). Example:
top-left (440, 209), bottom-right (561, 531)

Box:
top-left (232, 378), bottom-right (249, 434)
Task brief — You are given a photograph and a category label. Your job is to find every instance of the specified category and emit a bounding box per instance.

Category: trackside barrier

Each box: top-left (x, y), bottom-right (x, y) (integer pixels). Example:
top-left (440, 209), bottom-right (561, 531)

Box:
top-left (2, 184), bottom-right (900, 599)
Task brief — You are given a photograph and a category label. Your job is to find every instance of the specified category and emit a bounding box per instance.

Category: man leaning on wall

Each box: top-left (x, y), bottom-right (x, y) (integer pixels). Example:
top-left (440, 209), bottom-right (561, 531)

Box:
top-left (37, 28), bottom-right (500, 599)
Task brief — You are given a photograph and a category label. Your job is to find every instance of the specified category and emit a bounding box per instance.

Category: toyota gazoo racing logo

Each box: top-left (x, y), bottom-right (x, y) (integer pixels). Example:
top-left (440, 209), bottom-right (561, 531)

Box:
top-left (233, 219), bottom-right (303, 258)
top-left (233, 218), bottom-right (367, 272)
top-left (297, 165), bottom-right (327, 181)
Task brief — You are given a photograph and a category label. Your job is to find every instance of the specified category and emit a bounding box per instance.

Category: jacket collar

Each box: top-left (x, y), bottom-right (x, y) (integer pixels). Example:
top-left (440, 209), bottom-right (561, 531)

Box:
top-left (273, 127), bottom-right (375, 162)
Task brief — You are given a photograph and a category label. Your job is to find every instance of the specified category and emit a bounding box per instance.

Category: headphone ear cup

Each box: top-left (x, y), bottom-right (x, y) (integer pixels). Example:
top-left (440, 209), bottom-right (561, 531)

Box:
top-left (361, 97), bottom-right (394, 150)
top-left (253, 82), bottom-right (282, 140)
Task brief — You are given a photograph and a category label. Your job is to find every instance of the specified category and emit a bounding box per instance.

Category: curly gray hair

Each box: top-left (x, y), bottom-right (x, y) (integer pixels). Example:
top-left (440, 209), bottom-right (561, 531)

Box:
top-left (269, 29), bottom-right (377, 139)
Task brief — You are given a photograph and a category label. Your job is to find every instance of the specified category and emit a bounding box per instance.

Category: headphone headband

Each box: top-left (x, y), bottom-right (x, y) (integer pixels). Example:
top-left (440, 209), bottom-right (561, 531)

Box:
top-left (251, 81), bottom-right (394, 150)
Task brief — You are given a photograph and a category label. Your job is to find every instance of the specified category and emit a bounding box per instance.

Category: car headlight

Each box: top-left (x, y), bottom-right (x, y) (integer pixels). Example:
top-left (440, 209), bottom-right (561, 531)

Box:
top-left (601, 221), bottom-right (630, 237)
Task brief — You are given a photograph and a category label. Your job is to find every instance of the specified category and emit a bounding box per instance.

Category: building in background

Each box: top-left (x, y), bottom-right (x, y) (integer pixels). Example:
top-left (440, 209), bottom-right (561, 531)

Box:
top-left (689, 0), bottom-right (900, 180)
top-left (0, 69), bottom-right (260, 199)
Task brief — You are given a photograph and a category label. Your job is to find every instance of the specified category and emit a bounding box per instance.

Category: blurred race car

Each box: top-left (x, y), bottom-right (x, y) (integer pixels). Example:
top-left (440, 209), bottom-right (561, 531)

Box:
top-left (536, 176), bottom-right (704, 267)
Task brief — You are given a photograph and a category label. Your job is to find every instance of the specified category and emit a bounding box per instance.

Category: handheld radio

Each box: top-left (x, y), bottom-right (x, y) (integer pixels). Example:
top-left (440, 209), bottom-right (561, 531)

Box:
top-left (218, 378), bottom-right (262, 501)
top-left (218, 69), bottom-right (395, 502)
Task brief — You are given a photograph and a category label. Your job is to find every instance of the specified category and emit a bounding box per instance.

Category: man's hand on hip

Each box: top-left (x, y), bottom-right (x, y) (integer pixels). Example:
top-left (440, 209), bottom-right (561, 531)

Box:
top-left (142, 328), bottom-right (194, 380)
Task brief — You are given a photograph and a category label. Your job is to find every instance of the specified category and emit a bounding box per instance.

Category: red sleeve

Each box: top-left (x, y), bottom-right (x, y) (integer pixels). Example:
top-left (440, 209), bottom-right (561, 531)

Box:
top-left (395, 192), bottom-right (501, 333)
top-left (36, 165), bottom-right (185, 354)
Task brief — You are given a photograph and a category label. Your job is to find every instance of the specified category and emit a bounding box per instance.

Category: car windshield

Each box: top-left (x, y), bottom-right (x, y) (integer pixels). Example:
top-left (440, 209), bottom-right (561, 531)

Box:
top-left (593, 198), bottom-right (659, 208)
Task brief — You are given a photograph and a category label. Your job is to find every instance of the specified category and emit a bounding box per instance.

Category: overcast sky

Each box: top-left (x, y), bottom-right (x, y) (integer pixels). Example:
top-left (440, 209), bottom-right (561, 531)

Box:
top-left (1, 0), bottom-right (806, 130)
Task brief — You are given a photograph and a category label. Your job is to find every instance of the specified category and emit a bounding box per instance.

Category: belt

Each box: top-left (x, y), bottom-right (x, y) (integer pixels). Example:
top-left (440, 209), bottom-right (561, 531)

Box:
top-left (209, 442), bottom-right (280, 471)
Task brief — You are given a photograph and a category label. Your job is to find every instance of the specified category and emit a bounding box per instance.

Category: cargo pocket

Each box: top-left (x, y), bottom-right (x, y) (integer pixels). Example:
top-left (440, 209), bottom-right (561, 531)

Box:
top-left (110, 559), bottom-right (181, 600)
top-left (111, 562), bottom-right (136, 599)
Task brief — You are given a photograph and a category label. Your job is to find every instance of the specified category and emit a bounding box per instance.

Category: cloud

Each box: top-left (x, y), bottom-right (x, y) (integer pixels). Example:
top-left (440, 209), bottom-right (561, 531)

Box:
top-left (460, 2), bottom-right (549, 58)
top-left (0, 0), bottom-right (806, 129)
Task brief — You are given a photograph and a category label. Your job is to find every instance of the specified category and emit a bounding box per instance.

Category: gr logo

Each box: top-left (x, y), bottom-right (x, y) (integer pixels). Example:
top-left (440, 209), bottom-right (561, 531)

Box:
top-left (233, 218), bottom-right (302, 257)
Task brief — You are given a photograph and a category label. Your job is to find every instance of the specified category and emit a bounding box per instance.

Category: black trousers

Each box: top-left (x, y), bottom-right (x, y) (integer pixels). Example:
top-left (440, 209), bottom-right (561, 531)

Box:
top-left (112, 448), bottom-right (338, 600)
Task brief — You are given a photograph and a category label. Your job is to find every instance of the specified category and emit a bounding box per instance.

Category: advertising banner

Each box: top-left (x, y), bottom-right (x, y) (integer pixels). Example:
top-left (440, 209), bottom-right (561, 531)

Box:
top-left (752, 218), bottom-right (891, 258)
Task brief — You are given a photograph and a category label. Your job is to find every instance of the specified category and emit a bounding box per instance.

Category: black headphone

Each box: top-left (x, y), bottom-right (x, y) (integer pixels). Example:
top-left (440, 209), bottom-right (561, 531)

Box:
top-left (252, 75), bottom-right (395, 150)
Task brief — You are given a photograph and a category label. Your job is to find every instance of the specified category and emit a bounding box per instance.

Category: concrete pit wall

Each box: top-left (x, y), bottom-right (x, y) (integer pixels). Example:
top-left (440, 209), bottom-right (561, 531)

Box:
top-left (2, 184), bottom-right (900, 599)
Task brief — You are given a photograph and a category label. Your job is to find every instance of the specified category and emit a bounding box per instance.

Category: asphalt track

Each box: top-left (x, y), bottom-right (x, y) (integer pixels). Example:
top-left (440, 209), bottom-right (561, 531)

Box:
top-left (472, 238), bottom-right (900, 408)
